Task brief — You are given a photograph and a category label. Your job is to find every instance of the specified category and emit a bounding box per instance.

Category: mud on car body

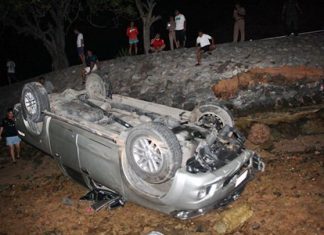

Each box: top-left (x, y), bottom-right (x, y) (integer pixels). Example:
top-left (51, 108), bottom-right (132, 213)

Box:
top-left (14, 73), bottom-right (264, 219)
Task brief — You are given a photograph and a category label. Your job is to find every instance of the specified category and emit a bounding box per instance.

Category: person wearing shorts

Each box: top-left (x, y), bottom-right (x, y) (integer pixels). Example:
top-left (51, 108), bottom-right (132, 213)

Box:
top-left (195, 30), bottom-right (215, 66)
top-left (126, 22), bottom-right (139, 55)
top-left (174, 10), bottom-right (186, 48)
top-left (0, 108), bottom-right (21, 163)
top-left (74, 29), bottom-right (85, 64)
top-left (167, 16), bottom-right (177, 50)
top-left (233, 2), bottom-right (246, 42)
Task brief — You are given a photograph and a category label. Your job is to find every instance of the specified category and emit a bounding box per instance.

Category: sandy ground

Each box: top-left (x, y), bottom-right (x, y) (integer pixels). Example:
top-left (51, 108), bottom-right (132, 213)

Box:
top-left (0, 124), bottom-right (323, 235)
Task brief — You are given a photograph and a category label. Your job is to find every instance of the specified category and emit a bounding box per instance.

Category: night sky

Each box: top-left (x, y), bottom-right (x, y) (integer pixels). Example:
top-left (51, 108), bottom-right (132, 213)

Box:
top-left (0, 0), bottom-right (323, 86)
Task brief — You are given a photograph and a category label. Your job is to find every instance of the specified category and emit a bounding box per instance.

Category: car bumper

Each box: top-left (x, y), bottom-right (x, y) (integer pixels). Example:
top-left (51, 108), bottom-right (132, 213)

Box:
top-left (160, 150), bottom-right (264, 219)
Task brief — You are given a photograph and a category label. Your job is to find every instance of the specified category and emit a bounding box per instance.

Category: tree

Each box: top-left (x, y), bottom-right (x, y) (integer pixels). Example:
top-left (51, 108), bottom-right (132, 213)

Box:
top-left (0, 0), bottom-right (81, 70)
top-left (88, 0), bottom-right (161, 55)
top-left (135, 0), bottom-right (161, 54)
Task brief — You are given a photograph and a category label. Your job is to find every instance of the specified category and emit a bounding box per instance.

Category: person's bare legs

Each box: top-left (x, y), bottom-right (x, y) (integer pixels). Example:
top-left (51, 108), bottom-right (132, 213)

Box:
top-left (15, 143), bottom-right (20, 159)
top-left (176, 40), bottom-right (180, 49)
top-left (129, 44), bottom-right (132, 55)
top-left (233, 21), bottom-right (239, 42)
top-left (8, 145), bottom-right (16, 162)
top-left (173, 37), bottom-right (177, 49)
top-left (196, 48), bottom-right (202, 65)
top-left (159, 45), bottom-right (166, 52)
top-left (134, 44), bottom-right (138, 55)
top-left (79, 53), bottom-right (85, 64)
top-left (169, 34), bottom-right (174, 50)
top-left (239, 20), bottom-right (245, 42)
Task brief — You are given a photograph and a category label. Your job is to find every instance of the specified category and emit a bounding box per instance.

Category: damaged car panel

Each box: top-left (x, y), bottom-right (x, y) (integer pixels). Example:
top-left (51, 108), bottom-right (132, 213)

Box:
top-left (14, 73), bottom-right (264, 219)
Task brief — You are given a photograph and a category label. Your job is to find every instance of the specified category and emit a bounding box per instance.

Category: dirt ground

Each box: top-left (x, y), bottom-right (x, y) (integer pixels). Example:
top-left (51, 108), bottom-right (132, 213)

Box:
top-left (0, 119), bottom-right (323, 235)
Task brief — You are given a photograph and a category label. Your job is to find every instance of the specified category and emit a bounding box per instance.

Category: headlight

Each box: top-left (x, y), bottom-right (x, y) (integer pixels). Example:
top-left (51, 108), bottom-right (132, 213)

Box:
top-left (197, 185), bottom-right (213, 199)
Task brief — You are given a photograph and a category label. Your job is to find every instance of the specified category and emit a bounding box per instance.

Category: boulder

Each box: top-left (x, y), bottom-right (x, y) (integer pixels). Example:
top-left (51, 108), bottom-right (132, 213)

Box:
top-left (247, 123), bottom-right (271, 145)
top-left (213, 204), bottom-right (253, 234)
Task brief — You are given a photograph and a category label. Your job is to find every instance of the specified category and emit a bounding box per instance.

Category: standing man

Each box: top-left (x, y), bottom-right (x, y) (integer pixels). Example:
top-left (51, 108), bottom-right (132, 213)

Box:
top-left (167, 16), bottom-right (177, 50)
top-left (174, 10), bottom-right (186, 48)
top-left (233, 2), bottom-right (246, 42)
top-left (6, 59), bottom-right (16, 85)
top-left (282, 0), bottom-right (302, 36)
top-left (195, 30), bottom-right (215, 66)
top-left (74, 28), bottom-right (85, 64)
top-left (0, 108), bottom-right (21, 163)
top-left (126, 21), bottom-right (139, 55)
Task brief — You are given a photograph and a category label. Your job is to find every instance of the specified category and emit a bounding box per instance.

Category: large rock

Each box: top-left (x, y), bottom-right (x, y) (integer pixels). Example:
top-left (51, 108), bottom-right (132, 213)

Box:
top-left (247, 123), bottom-right (271, 145)
top-left (213, 204), bottom-right (253, 234)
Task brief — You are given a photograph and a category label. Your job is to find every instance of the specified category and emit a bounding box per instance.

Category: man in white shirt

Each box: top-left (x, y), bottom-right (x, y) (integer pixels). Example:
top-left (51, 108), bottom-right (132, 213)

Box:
top-left (6, 59), bottom-right (16, 85)
top-left (174, 10), bottom-right (186, 48)
top-left (74, 29), bottom-right (85, 64)
top-left (196, 31), bottom-right (215, 66)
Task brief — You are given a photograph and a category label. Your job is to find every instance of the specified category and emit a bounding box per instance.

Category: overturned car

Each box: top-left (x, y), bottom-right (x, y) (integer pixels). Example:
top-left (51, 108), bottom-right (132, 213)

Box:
top-left (14, 74), bottom-right (264, 219)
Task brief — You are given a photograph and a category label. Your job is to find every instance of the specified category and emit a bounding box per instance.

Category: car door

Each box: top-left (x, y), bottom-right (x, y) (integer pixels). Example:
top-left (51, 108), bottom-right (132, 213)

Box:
top-left (76, 131), bottom-right (123, 193)
top-left (49, 119), bottom-right (79, 171)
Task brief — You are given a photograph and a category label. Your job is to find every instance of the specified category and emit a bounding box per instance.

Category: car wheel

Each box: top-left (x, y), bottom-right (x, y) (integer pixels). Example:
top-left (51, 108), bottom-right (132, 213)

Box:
top-left (125, 122), bottom-right (182, 184)
top-left (85, 73), bottom-right (107, 99)
top-left (21, 82), bottom-right (50, 123)
top-left (192, 103), bottom-right (234, 130)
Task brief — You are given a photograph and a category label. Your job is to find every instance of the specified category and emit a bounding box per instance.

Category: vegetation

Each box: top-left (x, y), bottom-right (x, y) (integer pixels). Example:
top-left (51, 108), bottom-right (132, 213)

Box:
top-left (0, 0), bottom-right (81, 70)
top-left (0, 0), bottom-right (160, 71)
top-left (88, 0), bottom-right (161, 55)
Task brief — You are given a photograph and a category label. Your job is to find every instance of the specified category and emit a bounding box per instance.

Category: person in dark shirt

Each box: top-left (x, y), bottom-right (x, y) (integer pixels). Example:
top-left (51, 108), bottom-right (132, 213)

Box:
top-left (82, 50), bottom-right (99, 84)
top-left (0, 108), bottom-right (21, 163)
top-left (282, 0), bottom-right (302, 36)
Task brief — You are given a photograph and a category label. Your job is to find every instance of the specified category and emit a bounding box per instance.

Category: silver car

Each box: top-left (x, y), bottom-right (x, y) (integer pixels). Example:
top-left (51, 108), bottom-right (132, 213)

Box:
top-left (14, 74), bottom-right (264, 219)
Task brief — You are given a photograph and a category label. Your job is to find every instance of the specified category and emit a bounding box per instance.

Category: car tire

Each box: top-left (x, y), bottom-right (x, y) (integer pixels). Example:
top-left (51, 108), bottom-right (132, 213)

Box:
top-left (85, 73), bottom-right (107, 99)
top-left (21, 82), bottom-right (50, 123)
top-left (125, 122), bottom-right (182, 184)
top-left (192, 103), bottom-right (234, 130)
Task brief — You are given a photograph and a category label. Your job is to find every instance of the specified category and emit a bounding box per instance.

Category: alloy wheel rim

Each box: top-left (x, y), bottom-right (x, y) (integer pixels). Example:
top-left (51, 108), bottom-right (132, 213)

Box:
top-left (132, 137), bottom-right (164, 173)
top-left (24, 92), bottom-right (37, 115)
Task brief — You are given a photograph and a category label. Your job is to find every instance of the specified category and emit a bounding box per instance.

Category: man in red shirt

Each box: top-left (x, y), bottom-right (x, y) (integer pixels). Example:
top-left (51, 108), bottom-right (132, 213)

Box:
top-left (126, 21), bottom-right (139, 55)
top-left (150, 34), bottom-right (166, 53)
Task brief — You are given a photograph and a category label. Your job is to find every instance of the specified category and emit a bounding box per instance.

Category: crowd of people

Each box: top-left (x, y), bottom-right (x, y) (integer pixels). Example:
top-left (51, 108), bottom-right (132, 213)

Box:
top-left (73, 0), bottom-right (302, 76)
top-left (4, 1), bottom-right (303, 86)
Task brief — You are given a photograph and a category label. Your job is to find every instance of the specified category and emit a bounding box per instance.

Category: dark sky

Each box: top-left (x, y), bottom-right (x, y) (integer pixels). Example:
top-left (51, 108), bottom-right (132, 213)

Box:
top-left (0, 0), bottom-right (323, 85)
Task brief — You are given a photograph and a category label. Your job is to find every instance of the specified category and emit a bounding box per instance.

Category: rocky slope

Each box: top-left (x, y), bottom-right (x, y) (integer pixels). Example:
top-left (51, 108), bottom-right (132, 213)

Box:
top-left (0, 32), bottom-right (323, 116)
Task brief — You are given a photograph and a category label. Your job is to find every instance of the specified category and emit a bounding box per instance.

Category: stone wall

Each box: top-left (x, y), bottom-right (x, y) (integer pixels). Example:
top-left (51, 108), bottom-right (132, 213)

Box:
top-left (1, 32), bottom-right (323, 117)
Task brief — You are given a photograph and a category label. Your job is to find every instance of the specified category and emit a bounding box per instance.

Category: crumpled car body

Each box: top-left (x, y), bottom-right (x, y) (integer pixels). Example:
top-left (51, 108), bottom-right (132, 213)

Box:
top-left (15, 74), bottom-right (264, 219)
